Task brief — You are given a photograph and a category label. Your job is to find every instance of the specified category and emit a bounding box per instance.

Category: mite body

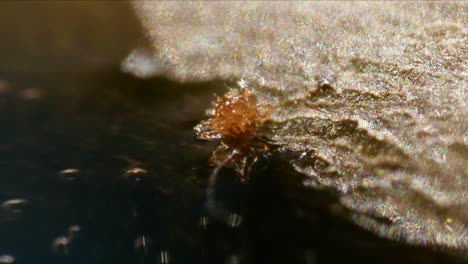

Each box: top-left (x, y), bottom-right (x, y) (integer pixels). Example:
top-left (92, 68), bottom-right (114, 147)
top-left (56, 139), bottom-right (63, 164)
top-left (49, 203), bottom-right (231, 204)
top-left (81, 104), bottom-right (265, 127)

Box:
top-left (195, 80), bottom-right (271, 217)
top-left (195, 80), bottom-right (271, 176)
top-left (211, 86), bottom-right (260, 140)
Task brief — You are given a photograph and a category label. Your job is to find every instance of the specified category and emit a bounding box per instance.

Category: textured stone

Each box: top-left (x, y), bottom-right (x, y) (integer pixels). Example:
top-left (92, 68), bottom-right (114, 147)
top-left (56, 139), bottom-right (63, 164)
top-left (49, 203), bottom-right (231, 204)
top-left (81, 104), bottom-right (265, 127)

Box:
top-left (131, 2), bottom-right (467, 251)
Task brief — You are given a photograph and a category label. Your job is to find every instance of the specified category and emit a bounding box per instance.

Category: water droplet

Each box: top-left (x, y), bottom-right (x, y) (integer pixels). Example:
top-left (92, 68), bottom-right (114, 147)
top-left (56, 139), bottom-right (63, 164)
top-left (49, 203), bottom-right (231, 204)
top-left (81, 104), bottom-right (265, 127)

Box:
top-left (58, 169), bottom-right (80, 182)
top-left (51, 236), bottom-right (70, 255)
top-left (199, 216), bottom-right (210, 230)
top-left (159, 250), bottom-right (170, 264)
top-left (123, 167), bottom-right (148, 184)
top-left (225, 213), bottom-right (242, 228)
top-left (67, 225), bottom-right (81, 239)
top-left (1, 199), bottom-right (29, 214)
top-left (1, 199), bottom-right (28, 208)
top-left (134, 235), bottom-right (152, 254)
top-left (0, 254), bottom-right (14, 264)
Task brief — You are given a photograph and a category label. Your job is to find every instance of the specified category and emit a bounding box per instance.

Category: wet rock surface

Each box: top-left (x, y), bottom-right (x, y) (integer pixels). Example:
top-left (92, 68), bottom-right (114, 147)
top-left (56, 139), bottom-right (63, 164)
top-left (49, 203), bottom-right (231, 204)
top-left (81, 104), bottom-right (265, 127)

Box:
top-left (0, 2), bottom-right (466, 264)
top-left (133, 2), bottom-right (467, 253)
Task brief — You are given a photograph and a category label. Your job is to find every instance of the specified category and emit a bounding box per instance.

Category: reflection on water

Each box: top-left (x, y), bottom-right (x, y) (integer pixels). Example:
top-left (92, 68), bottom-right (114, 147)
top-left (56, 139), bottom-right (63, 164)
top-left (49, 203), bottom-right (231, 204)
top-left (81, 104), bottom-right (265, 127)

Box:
top-left (0, 254), bottom-right (14, 264)
top-left (0, 72), bottom-right (464, 264)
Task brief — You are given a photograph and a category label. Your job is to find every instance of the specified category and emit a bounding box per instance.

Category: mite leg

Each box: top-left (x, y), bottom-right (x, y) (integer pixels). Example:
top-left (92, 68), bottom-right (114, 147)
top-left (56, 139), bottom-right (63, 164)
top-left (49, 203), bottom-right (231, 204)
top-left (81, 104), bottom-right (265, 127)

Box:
top-left (206, 149), bottom-right (238, 219)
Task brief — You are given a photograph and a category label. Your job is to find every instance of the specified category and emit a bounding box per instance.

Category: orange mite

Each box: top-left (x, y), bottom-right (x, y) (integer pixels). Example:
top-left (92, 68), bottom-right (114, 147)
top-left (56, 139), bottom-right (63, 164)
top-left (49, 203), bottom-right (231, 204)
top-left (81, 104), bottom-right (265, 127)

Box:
top-left (212, 87), bottom-right (259, 140)
top-left (195, 80), bottom-right (271, 215)
top-left (195, 80), bottom-right (271, 177)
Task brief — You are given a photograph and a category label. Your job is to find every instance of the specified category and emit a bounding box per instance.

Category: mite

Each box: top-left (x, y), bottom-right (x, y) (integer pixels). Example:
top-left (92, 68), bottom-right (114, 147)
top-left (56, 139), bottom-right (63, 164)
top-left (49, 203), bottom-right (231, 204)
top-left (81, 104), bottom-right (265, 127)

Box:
top-left (195, 80), bottom-right (271, 174)
top-left (195, 80), bottom-right (271, 214)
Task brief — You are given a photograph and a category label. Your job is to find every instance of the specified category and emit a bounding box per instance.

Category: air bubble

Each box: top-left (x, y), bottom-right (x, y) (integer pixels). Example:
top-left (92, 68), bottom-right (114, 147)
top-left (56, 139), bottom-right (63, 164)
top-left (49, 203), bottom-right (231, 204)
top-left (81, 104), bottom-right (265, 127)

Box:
top-left (67, 225), bottom-right (81, 239)
top-left (134, 235), bottom-right (152, 254)
top-left (51, 236), bottom-right (70, 255)
top-left (159, 250), bottom-right (170, 264)
top-left (0, 254), bottom-right (14, 264)
top-left (123, 167), bottom-right (148, 184)
top-left (198, 216), bottom-right (210, 230)
top-left (52, 224), bottom-right (81, 255)
top-left (225, 213), bottom-right (242, 228)
top-left (58, 169), bottom-right (80, 182)
top-left (1, 199), bottom-right (29, 214)
top-left (1, 199), bottom-right (28, 208)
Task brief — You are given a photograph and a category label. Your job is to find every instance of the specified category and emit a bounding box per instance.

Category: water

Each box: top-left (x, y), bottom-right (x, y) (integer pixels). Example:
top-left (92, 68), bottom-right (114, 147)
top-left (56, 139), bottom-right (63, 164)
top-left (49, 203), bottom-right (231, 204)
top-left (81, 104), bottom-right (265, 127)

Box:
top-left (0, 72), bottom-right (463, 264)
top-left (0, 73), bottom-right (220, 263)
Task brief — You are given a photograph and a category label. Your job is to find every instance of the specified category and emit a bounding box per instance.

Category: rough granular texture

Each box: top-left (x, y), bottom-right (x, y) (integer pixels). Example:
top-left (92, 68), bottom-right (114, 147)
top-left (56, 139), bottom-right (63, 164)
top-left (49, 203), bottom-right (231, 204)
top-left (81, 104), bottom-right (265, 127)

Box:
top-left (131, 2), bottom-right (467, 251)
